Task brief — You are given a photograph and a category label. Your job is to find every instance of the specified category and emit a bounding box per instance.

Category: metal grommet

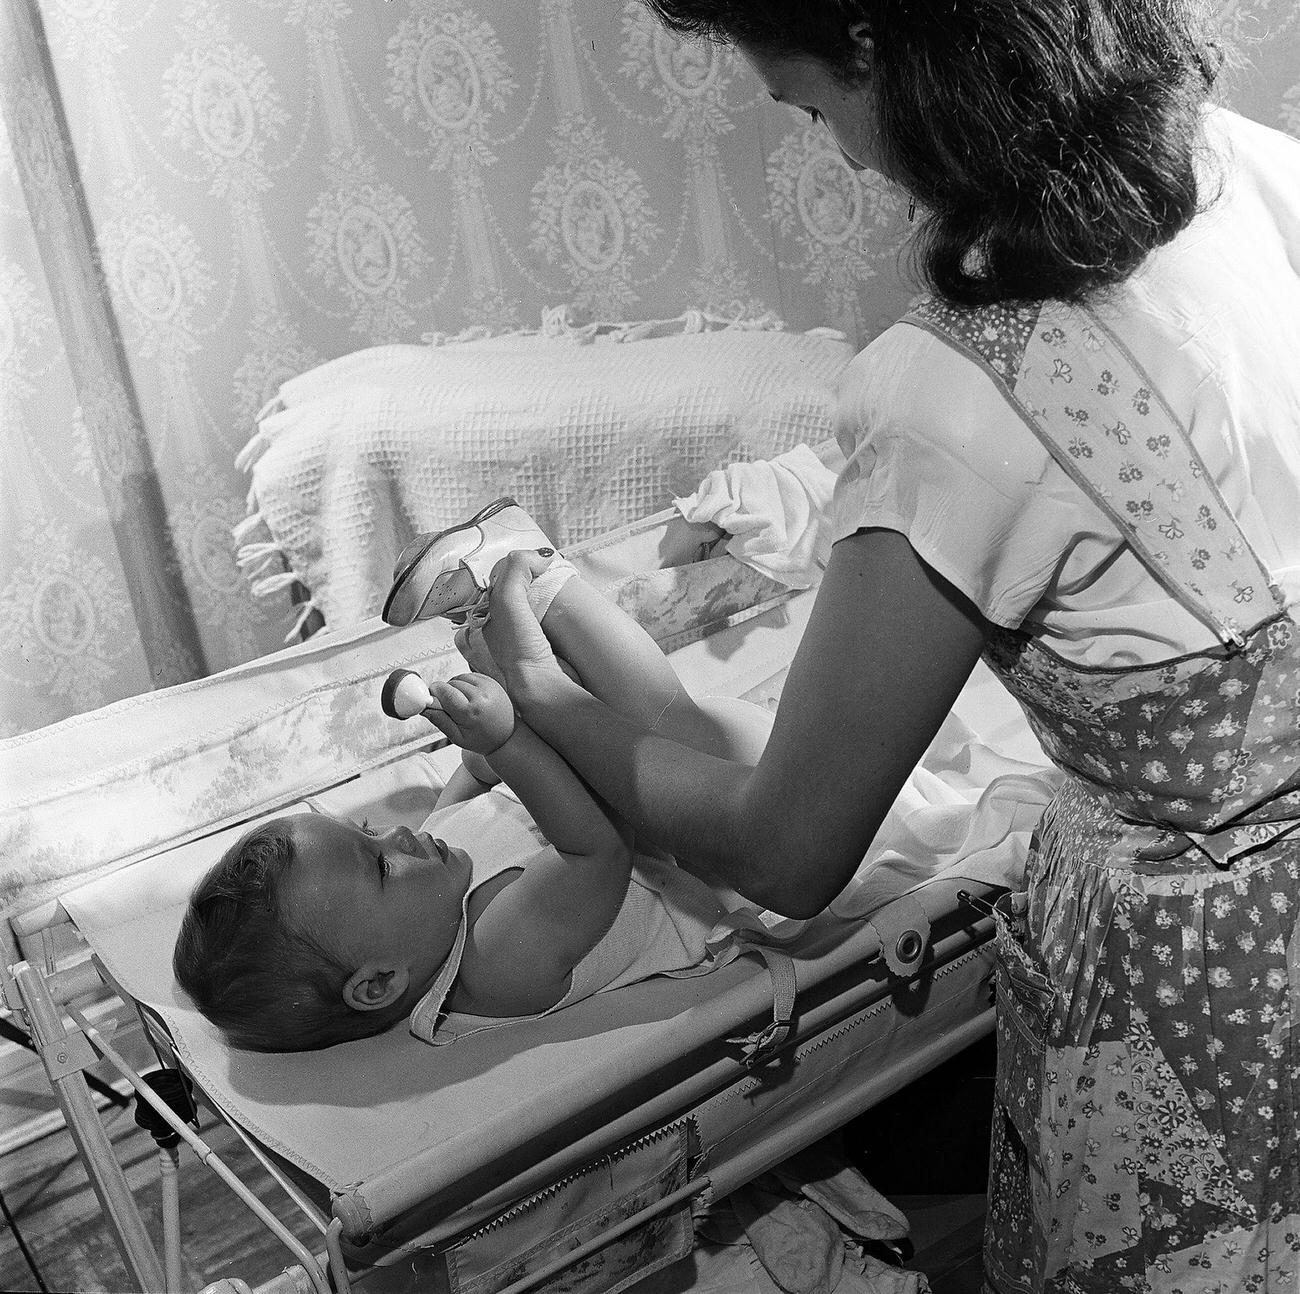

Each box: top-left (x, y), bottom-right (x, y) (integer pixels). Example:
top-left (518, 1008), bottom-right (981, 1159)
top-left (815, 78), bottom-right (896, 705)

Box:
top-left (895, 930), bottom-right (923, 963)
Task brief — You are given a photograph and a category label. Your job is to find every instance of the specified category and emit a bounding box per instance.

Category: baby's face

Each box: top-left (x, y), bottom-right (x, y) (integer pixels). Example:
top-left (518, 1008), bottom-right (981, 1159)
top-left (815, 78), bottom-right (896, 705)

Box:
top-left (284, 814), bottom-right (474, 993)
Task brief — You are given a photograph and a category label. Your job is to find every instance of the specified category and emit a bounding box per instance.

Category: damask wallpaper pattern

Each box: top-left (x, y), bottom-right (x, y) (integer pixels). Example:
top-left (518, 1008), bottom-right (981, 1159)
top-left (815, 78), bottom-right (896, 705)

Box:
top-left (1, 0), bottom-right (1297, 737)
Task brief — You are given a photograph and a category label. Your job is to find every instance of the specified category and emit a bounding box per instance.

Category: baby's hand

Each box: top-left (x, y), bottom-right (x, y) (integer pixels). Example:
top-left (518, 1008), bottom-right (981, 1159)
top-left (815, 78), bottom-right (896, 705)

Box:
top-left (425, 672), bottom-right (515, 756)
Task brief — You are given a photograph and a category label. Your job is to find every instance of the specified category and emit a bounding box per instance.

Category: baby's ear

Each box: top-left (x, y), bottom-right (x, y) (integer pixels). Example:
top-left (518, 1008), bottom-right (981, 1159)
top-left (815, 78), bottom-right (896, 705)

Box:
top-left (342, 963), bottom-right (410, 1012)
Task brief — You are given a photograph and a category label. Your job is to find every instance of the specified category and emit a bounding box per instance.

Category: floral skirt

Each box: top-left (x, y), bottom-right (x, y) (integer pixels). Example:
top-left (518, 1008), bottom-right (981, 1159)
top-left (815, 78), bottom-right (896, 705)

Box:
top-left (984, 781), bottom-right (1300, 1292)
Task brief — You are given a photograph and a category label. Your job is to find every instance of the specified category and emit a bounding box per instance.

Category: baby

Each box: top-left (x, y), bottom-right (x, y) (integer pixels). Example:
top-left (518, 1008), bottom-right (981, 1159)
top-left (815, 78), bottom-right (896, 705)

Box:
top-left (173, 504), bottom-right (772, 1052)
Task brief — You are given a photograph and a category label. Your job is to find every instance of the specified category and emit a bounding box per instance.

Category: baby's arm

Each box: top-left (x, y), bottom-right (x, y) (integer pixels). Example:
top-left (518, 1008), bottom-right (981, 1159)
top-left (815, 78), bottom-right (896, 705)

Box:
top-left (433, 750), bottom-right (501, 809)
top-left (435, 616), bottom-right (578, 810)
top-left (424, 673), bottom-right (633, 1013)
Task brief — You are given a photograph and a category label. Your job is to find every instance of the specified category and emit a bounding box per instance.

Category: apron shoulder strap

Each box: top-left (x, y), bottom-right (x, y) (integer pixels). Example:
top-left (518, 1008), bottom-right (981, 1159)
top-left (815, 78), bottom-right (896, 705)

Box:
top-left (903, 297), bottom-right (1283, 647)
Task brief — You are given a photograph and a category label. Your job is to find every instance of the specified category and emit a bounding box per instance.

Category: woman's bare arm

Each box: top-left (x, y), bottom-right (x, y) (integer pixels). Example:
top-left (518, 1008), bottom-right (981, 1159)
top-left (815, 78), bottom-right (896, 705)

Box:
top-left (484, 529), bottom-right (988, 917)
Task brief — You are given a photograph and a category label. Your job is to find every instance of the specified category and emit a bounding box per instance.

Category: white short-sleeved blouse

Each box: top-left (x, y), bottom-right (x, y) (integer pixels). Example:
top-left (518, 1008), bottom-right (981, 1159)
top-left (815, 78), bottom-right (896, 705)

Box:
top-left (830, 108), bottom-right (1300, 668)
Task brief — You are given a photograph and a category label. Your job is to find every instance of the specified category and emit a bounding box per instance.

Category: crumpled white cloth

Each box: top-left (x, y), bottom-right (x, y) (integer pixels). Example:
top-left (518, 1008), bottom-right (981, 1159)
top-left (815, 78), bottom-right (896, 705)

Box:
top-left (697, 666), bottom-right (1060, 943)
top-left (830, 701), bottom-right (1059, 920)
top-left (637, 1137), bottom-right (930, 1294)
top-left (674, 444), bottom-right (838, 589)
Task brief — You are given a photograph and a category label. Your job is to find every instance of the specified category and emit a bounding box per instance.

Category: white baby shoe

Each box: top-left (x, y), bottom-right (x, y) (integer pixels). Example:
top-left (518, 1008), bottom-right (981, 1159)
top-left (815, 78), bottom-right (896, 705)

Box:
top-left (382, 498), bottom-right (565, 626)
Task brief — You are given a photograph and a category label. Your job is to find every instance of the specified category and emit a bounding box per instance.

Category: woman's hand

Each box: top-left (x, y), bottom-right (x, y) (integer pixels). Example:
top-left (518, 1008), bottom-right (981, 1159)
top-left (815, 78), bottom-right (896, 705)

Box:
top-left (480, 550), bottom-right (571, 705)
top-left (425, 672), bottom-right (516, 755)
top-left (453, 612), bottom-right (508, 687)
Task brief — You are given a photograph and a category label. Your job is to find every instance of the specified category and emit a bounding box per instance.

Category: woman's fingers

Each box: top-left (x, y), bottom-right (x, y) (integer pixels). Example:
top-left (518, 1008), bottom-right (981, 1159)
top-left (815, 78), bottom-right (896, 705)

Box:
top-left (490, 549), bottom-right (554, 587)
top-left (482, 551), bottom-right (560, 676)
top-left (453, 625), bottom-right (484, 670)
top-left (455, 623), bottom-right (508, 685)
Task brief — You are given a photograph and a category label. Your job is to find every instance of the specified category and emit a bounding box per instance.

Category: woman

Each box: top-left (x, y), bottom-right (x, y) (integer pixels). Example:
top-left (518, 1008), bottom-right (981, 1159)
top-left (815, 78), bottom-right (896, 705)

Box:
top-left (467, 2), bottom-right (1300, 1288)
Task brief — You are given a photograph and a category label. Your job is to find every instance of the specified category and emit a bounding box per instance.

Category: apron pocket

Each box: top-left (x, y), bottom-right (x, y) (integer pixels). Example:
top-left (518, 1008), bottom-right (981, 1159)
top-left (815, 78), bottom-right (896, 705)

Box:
top-left (992, 893), bottom-right (1056, 1178)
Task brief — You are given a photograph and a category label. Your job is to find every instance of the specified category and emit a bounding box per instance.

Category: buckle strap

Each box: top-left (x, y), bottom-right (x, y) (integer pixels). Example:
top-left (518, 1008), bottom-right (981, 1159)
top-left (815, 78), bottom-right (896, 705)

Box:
top-left (726, 943), bottom-right (797, 1069)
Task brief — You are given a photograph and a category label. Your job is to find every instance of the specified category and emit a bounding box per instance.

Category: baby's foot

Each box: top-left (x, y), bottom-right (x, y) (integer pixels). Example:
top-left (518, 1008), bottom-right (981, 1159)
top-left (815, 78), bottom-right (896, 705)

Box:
top-left (382, 498), bottom-right (574, 625)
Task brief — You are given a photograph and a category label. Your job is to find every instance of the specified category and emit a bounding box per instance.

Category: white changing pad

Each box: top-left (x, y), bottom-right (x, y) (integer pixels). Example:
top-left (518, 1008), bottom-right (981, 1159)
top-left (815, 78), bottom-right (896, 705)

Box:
top-left (60, 600), bottom-right (1056, 1231)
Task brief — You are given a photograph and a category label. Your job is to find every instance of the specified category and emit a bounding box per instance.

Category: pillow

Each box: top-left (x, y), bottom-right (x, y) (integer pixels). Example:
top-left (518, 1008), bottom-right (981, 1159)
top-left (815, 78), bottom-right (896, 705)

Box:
top-left (235, 313), bottom-right (854, 633)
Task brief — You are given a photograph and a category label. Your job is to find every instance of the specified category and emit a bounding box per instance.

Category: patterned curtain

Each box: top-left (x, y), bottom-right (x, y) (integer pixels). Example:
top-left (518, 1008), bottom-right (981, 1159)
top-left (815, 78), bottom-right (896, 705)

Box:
top-left (1, 0), bottom-right (1297, 737)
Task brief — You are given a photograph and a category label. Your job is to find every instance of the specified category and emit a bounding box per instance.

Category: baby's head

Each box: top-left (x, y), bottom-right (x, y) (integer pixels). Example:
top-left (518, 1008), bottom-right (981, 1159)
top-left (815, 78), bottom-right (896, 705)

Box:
top-left (173, 813), bottom-right (473, 1052)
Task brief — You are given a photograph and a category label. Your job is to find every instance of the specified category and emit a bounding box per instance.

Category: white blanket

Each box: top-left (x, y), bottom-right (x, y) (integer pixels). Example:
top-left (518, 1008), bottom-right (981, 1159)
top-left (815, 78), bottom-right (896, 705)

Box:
top-left (235, 321), bottom-right (853, 634)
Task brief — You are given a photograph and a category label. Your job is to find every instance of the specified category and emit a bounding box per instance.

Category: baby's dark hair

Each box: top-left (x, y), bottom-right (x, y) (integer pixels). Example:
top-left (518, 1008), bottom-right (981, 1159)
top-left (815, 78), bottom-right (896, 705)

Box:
top-left (173, 819), bottom-right (409, 1052)
top-left (645, 0), bottom-right (1226, 307)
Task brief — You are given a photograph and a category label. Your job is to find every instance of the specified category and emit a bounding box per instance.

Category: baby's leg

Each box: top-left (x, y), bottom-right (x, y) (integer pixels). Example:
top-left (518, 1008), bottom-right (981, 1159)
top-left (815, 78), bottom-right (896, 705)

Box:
top-left (535, 573), bottom-right (771, 766)
top-left (688, 694), bottom-right (775, 766)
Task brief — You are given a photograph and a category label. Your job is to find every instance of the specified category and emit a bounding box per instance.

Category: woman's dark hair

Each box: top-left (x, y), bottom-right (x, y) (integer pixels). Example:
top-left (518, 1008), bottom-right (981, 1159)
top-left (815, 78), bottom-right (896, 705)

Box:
top-left (645, 0), bottom-right (1224, 306)
top-left (173, 820), bottom-right (410, 1052)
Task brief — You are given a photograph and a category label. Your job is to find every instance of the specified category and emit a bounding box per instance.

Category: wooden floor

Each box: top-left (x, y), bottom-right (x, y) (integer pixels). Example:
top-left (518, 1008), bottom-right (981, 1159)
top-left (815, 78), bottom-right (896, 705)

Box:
top-left (0, 1120), bottom-right (985, 1293)
top-left (0, 1101), bottom-right (327, 1294)
top-left (0, 1031), bottom-right (991, 1293)
top-left (894, 1195), bottom-right (987, 1293)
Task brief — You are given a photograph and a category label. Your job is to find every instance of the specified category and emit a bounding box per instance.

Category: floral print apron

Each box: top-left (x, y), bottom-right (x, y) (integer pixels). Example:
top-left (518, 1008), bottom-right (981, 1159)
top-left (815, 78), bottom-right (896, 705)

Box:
top-left (905, 299), bottom-right (1300, 1291)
